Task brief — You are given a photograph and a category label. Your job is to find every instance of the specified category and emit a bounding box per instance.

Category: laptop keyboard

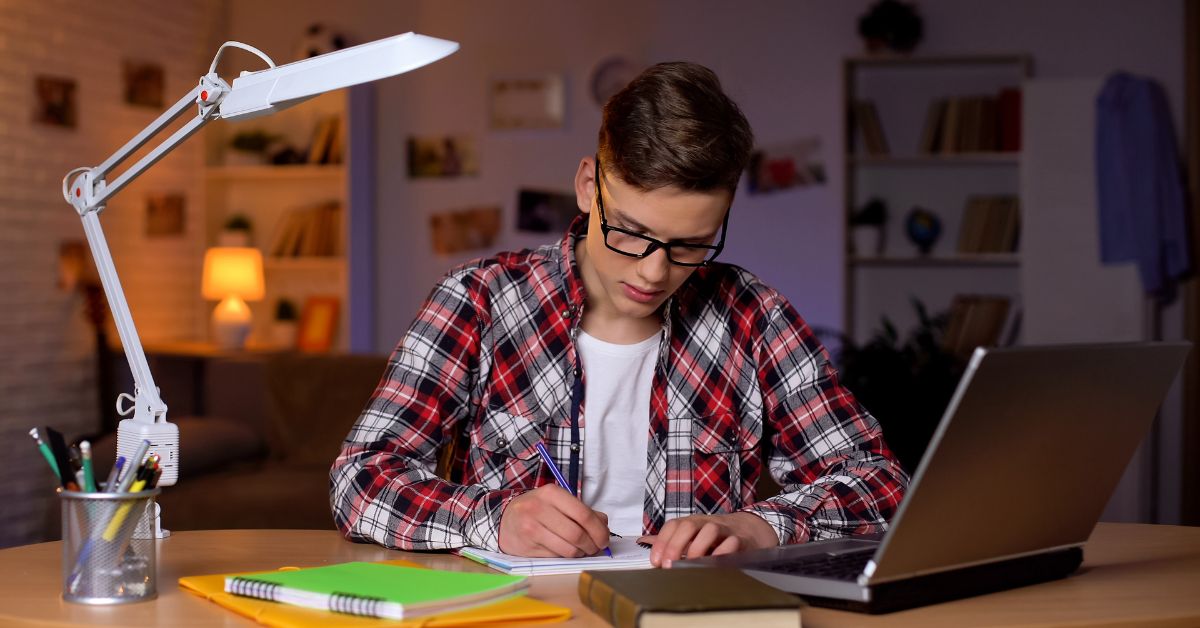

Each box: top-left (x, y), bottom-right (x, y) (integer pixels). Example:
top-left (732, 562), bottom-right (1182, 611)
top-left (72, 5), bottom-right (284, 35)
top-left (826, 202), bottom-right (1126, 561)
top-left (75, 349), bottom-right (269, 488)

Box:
top-left (756, 549), bottom-right (874, 581)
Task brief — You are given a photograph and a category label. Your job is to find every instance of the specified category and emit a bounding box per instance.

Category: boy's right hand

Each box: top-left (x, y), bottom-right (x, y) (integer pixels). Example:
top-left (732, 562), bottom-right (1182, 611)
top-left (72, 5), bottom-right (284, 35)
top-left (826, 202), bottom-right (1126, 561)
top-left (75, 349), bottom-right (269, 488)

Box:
top-left (497, 484), bottom-right (611, 557)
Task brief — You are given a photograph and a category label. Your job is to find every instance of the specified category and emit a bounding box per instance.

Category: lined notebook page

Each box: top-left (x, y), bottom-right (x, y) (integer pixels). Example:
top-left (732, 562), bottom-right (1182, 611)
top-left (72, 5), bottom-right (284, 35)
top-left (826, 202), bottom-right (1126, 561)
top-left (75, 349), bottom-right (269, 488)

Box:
top-left (460, 537), bottom-right (653, 575)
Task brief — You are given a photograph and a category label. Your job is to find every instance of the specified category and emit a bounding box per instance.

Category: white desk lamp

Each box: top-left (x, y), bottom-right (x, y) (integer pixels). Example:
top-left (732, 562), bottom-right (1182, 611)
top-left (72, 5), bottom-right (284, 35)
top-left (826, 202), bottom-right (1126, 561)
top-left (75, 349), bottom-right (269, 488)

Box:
top-left (63, 33), bottom-right (458, 536)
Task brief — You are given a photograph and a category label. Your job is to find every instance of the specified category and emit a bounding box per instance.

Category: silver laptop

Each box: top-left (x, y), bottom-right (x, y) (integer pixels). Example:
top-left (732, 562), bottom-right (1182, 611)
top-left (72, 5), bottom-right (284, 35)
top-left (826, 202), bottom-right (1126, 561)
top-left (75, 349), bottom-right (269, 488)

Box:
top-left (678, 342), bottom-right (1190, 613)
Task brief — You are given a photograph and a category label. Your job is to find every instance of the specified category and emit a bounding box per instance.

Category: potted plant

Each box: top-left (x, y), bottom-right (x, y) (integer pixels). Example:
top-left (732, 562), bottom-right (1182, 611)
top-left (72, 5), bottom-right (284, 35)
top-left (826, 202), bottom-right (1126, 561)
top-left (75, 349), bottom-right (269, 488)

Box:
top-left (273, 298), bottom-right (299, 348)
top-left (849, 198), bottom-right (887, 257)
top-left (219, 214), bottom-right (254, 247)
top-left (227, 129), bottom-right (280, 166)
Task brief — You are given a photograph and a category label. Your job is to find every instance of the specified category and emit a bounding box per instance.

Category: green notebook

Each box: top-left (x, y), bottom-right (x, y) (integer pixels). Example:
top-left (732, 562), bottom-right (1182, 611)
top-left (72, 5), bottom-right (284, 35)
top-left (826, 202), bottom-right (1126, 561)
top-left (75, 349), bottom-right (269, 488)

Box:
top-left (224, 562), bottom-right (529, 621)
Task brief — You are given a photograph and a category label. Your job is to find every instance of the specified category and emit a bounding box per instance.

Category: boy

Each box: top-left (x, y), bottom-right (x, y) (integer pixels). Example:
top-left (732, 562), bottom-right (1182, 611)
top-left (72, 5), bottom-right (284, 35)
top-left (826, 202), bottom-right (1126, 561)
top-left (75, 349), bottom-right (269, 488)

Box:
top-left (331, 62), bottom-right (907, 567)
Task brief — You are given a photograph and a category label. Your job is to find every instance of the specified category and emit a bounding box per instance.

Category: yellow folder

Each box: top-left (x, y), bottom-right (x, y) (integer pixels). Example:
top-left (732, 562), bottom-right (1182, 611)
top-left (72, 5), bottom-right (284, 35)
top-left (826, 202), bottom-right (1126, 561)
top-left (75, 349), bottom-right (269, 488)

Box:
top-left (179, 559), bottom-right (571, 628)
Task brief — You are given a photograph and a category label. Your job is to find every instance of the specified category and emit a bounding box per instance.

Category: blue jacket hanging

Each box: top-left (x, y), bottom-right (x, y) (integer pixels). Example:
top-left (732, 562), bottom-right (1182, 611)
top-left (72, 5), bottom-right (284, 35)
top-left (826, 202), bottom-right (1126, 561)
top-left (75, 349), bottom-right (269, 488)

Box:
top-left (1095, 72), bottom-right (1191, 298)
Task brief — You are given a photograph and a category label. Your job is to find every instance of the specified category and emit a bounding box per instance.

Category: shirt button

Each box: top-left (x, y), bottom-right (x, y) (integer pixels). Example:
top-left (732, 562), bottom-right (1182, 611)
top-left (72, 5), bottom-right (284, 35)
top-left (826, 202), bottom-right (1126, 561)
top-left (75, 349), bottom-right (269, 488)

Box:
top-left (562, 308), bottom-right (573, 319)
top-left (570, 444), bottom-right (580, 452)
top-left (497, 437), bottom-right (508, 447)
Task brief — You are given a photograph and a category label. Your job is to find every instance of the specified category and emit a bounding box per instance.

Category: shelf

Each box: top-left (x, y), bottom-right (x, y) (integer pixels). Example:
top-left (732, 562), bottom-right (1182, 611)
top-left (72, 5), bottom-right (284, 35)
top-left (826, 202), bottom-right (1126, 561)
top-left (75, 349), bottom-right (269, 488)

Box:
top-left (850, 254), bottom-right (1020, 268)
top-left (205, 164), bottom-right (346, 182)
top-left (264, 256), bottom-right (346, 271)
top-left (845, 54), bottom-right (1032, 68)
top-left (849, 153), bottom-right (1021, 167)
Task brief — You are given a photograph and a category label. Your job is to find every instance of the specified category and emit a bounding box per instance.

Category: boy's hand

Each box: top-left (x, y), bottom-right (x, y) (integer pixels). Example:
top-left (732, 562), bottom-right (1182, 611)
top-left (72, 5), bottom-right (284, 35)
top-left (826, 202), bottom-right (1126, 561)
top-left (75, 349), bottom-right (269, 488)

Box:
top-left (498, 484), bottom-right (611, 557)
top-left (638, 512), bottom-right (777, 567)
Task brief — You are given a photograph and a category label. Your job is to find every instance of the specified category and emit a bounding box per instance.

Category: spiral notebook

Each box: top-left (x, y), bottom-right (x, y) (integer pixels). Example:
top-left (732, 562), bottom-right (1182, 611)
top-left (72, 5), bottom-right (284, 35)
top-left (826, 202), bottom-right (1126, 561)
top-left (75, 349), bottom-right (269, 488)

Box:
top-left (222, 561), bottom-right (528, 621)
top-left (460, 537), bottom-right (653, 576)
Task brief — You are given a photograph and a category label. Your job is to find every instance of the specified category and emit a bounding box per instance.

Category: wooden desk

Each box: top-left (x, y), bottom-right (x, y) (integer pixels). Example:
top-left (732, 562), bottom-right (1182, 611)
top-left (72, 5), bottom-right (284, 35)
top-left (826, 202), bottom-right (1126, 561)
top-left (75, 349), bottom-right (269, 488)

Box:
top-left (0, 523), bottom-right (1196, 626)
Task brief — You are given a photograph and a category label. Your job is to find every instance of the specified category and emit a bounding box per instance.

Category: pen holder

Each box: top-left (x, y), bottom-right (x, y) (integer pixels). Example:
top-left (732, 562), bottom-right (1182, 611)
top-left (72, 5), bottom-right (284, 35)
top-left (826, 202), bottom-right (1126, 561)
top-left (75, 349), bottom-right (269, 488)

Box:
top-left (59, 487), bottom-right (160, 604)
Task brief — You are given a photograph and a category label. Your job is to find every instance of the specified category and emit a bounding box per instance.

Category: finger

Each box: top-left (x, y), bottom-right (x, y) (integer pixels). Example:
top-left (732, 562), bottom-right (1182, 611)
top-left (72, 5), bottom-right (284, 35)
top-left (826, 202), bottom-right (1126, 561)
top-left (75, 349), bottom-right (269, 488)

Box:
top-left (537, 503), bottom-right (602, 556)
top-left (660, 519), bottom-right (701, 567)
top-left (543, 488), bottom-right (611, 550)
top-left (684, 522), bottom-right (724, 560)
top-left (712, 535), bottom-right (741, 556)
top-left (648, 522), bottom-right (675, 567)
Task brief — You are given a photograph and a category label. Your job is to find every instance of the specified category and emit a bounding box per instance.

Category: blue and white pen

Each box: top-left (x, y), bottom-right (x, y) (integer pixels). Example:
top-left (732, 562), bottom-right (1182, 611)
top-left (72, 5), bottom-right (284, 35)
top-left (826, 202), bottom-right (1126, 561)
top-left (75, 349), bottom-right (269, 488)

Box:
top-left (534, 441), bottom-right (613, 558)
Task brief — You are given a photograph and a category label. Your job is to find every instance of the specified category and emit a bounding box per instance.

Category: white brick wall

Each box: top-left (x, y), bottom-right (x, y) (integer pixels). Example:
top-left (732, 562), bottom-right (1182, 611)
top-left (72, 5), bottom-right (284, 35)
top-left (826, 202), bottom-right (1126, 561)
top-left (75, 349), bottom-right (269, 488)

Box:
top-left (0, 0), bottom-right (222, 547)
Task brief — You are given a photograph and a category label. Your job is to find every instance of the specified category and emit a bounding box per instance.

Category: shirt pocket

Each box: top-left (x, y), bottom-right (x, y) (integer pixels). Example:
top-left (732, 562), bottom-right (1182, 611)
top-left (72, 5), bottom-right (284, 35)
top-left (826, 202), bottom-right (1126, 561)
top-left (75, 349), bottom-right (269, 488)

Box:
top-left (469, 406), bottom-right (547, 490)
top-left (691, 412), bottom-right (762, 513)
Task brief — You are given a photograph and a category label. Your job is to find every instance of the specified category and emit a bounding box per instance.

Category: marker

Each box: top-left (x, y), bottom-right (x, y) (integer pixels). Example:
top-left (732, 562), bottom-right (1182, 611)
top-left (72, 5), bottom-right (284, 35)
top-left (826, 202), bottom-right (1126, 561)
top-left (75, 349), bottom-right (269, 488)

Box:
top-left (28, 428), bottom-right (61, 482)
top-left (534, 441), bottom-right (613, 558)
top-left (80, 441), bottom-right (97, 492)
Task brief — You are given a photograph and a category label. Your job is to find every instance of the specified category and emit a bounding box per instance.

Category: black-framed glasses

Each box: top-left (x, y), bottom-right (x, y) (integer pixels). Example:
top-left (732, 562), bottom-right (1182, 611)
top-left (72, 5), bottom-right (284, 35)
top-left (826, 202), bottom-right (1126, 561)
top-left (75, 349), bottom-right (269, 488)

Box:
top-left (594, 158), bottom-right (729, 267)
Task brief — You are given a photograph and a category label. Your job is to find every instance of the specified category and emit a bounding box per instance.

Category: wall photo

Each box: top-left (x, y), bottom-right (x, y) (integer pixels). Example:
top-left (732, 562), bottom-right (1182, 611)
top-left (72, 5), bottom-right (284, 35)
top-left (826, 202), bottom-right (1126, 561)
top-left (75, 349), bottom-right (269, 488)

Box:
top-left (145, 193), bottom-right (186, 237)
top-left (407, 135), bottom-right (478, 178)
top-left (33, 76), bottom-right (77, 128)
top-left (746, 137), bottom-right (827, 195)
top-left (122, 60), bottom-right (165, 108)
top-left (430, 206), bottom-right (502, 255)
top-left (516, 188), bottom-right (578, 233)
top-left (489, 75), bottom-right (565, 129)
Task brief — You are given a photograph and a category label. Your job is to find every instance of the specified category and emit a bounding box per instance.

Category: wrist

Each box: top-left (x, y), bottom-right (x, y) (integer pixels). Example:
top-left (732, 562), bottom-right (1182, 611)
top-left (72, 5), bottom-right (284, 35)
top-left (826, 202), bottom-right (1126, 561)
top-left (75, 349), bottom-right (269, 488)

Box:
top-left (731, 511), bottom-right (779, 548)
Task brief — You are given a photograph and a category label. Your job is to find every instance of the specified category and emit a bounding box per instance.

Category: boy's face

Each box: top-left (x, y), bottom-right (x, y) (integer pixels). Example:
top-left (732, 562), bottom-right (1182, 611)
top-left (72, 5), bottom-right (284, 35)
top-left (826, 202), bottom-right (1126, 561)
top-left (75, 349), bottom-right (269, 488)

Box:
top-left (573, 156), bottom-right (731, 324)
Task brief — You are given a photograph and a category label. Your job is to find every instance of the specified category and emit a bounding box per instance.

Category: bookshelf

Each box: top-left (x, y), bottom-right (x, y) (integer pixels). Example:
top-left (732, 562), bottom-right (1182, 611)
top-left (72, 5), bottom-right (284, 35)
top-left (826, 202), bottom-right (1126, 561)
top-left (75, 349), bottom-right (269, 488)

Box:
top-left (202, 90), bottom-right (355, 351)
top-left (843, 54), bottom-right (1032, 346)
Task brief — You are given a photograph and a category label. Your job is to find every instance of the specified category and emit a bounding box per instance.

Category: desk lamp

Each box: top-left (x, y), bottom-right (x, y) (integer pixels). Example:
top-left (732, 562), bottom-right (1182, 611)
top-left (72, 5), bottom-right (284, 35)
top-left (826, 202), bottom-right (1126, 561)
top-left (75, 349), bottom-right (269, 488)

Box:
top-left (63, 33), bottom-right (458, 536)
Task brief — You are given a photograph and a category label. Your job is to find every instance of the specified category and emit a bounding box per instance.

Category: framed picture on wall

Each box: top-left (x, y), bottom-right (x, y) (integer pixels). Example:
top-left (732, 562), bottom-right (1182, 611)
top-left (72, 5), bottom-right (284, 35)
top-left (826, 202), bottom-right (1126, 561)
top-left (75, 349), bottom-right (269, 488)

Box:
top-left (297, 296), bottom-right (340, 353)
top-left (488, 75), bottom-right (565, 129)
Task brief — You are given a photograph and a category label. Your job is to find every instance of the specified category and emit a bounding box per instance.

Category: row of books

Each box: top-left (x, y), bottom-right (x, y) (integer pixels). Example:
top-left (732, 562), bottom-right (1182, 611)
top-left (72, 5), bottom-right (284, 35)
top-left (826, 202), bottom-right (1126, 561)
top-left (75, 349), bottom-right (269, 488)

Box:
top-left (307, 114), bottom-right (344, 165)
top-left (920, 88), bottom-right (1022, 154)
top-left (267, 201), bottom-right (341, 258)
top-left (958, 195), bottom-right (1020, 254)
top-left (943, 295), bottom-right (1012, 359)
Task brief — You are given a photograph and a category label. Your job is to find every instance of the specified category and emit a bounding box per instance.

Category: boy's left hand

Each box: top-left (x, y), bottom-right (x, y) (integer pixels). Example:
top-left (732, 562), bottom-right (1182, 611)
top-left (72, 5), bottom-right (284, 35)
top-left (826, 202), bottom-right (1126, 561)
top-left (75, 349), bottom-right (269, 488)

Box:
top-left (638, 512), bottom-right (778, 568)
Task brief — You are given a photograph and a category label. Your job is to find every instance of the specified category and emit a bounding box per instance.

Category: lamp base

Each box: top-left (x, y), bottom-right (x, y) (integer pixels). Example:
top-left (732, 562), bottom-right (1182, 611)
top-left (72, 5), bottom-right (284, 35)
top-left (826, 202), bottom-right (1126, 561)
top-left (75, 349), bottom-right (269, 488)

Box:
top-left (211, 295), bottom-right (253, 350)
top-left (212, 319), bottom-right (251, 350)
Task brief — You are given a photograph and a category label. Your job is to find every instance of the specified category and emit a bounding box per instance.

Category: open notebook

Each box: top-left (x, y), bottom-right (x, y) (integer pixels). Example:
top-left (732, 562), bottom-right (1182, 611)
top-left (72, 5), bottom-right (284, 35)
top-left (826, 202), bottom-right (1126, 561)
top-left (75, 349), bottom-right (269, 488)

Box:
top-left (460, 537), bottom-right (653, 576)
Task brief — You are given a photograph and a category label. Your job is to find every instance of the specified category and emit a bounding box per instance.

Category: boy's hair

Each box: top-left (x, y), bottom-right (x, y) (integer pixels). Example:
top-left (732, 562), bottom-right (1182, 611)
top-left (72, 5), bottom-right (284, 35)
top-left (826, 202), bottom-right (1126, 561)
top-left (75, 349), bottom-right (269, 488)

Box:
top-left (599, 61), bottom-right (753, 194)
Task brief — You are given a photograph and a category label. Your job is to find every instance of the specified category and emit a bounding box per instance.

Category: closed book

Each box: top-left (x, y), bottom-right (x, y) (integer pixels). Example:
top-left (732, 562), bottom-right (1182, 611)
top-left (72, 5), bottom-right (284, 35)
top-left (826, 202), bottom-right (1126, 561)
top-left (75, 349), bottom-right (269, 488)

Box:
top-left (224, 561), bottom-right (528, 621)
top-left (579, 567), bottom-right (802, 628)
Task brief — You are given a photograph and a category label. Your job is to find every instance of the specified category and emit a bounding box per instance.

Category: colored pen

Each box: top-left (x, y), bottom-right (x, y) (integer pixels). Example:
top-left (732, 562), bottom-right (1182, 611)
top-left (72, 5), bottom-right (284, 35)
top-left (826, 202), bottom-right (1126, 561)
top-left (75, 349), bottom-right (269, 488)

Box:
top-left (116, 440), bottom-right (151, 493)
top-left (105, 456), bottom-right (126, 493)
top-left (80, 441), bottom-right (97, 492)
top-left (534, 441), bottom-right (613, 558)
top-left (29, 428), bottom-right (62, 482)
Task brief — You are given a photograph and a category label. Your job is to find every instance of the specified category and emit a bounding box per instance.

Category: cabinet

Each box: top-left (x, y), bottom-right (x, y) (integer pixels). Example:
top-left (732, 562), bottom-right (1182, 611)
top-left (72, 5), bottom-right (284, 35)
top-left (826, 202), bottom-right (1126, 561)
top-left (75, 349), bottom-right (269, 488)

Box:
top-left (202, 90), bottom-right (359, 351)
top-left (843, 55), bottom-right (1032, 344)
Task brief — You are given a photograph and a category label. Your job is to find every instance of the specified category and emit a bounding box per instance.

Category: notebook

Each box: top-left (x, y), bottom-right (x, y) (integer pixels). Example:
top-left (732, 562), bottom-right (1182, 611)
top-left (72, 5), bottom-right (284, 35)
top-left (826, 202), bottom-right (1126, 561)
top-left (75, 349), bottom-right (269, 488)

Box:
top-left (460, 537), bottom-right (653, 576)
top-left (219, 561), bottom-right (528, 621)
top-left (180, 560), bottom-right (570, 627)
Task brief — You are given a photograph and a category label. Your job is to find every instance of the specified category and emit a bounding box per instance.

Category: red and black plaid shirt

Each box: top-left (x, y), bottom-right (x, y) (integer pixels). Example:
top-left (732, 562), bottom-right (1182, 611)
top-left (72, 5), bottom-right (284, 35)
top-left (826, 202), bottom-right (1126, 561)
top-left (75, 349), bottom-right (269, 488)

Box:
top-left (331, 217), bottom-right (908, 551)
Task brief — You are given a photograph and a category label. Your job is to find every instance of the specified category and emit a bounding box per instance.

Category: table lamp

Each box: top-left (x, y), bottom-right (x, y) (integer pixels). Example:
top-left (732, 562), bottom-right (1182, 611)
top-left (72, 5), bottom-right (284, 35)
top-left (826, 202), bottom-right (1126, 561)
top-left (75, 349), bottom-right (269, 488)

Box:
top-left (201, 247), bottom-right (265, 349)
top-left (62, 32), bottom-right (458, 537)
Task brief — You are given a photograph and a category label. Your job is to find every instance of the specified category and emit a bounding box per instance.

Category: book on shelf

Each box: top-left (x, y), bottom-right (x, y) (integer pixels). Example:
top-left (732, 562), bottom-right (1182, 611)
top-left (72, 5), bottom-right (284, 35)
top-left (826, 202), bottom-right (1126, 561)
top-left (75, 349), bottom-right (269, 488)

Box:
top-left (578, 567), bottom-right (803, 628)
top-left (306, 114), bottom-right (342, 165)
top-left (268, 201), bottom-right (342, 258)
top-left (957, 195), bottom-right (1019, 254)
top-left (942, 295), bottom-right (1012, 359)
top-left (854, 100), bottom-right (890, 156)
top-left (921, 87), bottom-right (1021, 155)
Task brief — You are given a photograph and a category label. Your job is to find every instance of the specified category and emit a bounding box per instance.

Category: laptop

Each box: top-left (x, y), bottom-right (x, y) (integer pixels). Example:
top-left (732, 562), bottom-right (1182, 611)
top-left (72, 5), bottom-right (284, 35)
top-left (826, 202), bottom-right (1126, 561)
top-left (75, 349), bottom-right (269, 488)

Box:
top-left (677, 342), bottom-right (1190, 613)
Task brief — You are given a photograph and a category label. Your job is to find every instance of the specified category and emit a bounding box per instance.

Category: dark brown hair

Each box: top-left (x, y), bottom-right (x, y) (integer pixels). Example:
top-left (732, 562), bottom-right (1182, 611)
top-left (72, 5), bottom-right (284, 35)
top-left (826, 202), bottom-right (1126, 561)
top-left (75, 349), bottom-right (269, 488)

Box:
top-left (598, 61), bottom-right (753, 194)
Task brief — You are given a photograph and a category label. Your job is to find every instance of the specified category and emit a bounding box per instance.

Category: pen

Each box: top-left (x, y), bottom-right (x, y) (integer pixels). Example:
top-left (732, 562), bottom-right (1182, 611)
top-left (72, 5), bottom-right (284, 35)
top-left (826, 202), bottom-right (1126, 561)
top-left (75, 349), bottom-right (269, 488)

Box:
top-left (28, 428), bottom-right (62, 482)
top-left (80, 441), bottom-right (97, 492)
top-left (105, 456), bottom-right (126, 493)
top-left (115, 440), bottom-right (151, 493)
top-left (534, 441), bottom-right (613, 558)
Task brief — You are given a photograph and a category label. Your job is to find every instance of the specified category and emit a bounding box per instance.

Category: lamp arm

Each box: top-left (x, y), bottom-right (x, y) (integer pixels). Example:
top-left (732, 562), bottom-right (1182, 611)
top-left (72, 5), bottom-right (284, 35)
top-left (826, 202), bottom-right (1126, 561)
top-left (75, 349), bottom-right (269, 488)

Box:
top-left (64, 76), bottom-right (229, 491)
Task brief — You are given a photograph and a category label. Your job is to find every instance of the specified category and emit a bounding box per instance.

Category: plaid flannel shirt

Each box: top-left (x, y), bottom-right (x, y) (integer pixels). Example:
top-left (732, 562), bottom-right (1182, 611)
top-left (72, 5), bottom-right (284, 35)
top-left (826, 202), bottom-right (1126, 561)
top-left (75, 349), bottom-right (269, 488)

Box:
top-left (330, 217), bottom-right (908, 551)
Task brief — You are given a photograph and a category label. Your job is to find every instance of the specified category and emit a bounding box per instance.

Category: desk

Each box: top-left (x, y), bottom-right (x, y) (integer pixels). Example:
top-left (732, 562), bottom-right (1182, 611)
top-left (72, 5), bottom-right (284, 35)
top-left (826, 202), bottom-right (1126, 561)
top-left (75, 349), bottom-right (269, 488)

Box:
top-left (0, 523), bottom-right (1196, 626)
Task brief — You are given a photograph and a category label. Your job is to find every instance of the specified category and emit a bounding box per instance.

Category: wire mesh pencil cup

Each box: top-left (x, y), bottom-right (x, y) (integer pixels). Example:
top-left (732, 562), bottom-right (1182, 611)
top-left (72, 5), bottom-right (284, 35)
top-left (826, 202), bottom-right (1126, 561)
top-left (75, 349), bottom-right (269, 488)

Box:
top-left (60, 487), bottom-right (160, 604)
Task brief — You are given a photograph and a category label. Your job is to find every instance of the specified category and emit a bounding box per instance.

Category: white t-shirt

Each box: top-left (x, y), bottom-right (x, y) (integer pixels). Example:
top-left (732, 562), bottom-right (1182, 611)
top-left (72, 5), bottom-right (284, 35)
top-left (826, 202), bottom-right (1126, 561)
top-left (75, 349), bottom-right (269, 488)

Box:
top-left (577, 329), bottom-right (659, 537)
